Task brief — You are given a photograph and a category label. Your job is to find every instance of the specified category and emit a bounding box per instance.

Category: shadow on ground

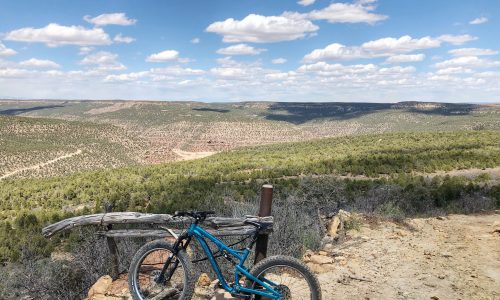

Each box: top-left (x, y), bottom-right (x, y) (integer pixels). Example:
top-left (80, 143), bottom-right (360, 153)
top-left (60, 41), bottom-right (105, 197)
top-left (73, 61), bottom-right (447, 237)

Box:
top-left (263, 102), bottom-right (478, 124)
top-left (0, 104), bottom-right (65, 116)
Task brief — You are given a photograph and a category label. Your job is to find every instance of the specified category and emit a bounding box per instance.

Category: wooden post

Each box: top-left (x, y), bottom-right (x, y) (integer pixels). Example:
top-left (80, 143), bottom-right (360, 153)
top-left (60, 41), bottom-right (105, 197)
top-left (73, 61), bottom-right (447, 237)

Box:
top-left (254, 184), bottom-right (273, 264)
top-left (105, 204), bottom-right (120, 279)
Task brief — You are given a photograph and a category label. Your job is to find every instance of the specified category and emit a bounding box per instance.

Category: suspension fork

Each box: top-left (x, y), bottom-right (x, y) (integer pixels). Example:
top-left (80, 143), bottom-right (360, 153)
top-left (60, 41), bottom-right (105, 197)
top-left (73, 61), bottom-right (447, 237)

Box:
top-left (156, 233), bottom-right (192, 283)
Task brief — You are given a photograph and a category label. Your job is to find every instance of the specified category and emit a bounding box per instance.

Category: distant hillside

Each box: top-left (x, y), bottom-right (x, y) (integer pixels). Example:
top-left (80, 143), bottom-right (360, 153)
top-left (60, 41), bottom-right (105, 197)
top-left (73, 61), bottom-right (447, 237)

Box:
top-left (0, 115), bottom-right (144, 179)
top-left (1, 100), bottom-right (499, 179)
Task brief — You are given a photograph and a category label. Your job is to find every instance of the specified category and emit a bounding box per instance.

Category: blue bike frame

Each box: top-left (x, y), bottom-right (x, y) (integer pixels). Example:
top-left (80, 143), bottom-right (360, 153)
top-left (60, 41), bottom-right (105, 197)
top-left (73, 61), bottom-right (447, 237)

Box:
top-left (186, 223), bottom-right (282, 299)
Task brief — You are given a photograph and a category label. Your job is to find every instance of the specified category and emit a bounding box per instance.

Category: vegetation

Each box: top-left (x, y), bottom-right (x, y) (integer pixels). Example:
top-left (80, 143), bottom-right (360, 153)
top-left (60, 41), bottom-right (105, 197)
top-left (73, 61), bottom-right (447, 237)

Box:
top-left (0, 115), bottom-right (144, 179)
top-left (0, 129), bottom-right (498, 263)
top-left (1, 100), bottom-right (499, 177)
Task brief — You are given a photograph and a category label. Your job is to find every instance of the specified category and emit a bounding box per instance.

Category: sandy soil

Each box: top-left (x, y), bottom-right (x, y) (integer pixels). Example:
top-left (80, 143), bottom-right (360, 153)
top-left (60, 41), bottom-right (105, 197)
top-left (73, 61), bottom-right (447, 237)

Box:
top-left (172, 149), bottom-right (216, 161)
top-left (319, 213), bottom-right (500, 300)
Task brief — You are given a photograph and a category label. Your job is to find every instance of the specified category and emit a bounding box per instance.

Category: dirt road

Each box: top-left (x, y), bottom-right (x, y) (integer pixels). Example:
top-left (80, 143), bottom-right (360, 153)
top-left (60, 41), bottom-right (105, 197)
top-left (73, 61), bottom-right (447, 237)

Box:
top-left (319, 213), bottom-right (500, 299)
top-left (0, 149), bottom-right (82, 180)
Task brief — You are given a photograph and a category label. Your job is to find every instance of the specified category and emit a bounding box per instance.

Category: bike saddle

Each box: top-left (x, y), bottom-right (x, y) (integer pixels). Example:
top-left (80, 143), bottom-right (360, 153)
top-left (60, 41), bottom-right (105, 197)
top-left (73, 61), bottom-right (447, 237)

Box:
top-left (174, 210), bottom-right (215, 220)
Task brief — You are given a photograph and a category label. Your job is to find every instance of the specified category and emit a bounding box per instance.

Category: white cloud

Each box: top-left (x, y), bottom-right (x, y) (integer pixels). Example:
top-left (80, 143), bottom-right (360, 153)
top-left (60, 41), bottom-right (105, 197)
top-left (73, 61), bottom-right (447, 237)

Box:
top-left (303, 43), bottom-right (365, 61)
top-left (79, 46), bottom-right (94, 55)
top-left (307, 1), bottom-right (388, 24)
top-left (80, 51), bottom-right (126, 71)
top-left (435, 56), bottom-right (500, 69)
top-left (0, 42), bottom-right (17, 57)
top-left (449, 48), bottom-right (498, 57)
top-left (113, 33), bottom-right (135, 44)
top-left (104, 71), bottom-right (149, 82)
top-left (146, 50), bottom-right (180, 62)
top-left (20, 58), bottom-right (60, 69)
top-left (437, 34), bottom-right (477, 45)
top-left (361, 36), bottom-right (440, 54)
top-left (150, 66), bottom-right (205, 76)
top-left (216, 44), bottom-right (266, 55)
top-left (206, 13), bottom-right (318, 43)
top-left (436, 67), bottom-right (473, 75)
top-left (190, 38), bottom-right (200, 44)
top-left (5, 23), bottom-right (111, 47)
top-left (304, 36), bottom-right (439, 62)
top-left (297, 0), bottom-right (315, 6)
top-left (84, 13), bottom-right (137, 26)
top-left (272, 58), bottom-right (287, 64)
top-left (303, 34), bottom-right (479, 62)
top-left (385, 54), bottom-right (425, 64)
top-left (469, 17), bottom-right (488, 25)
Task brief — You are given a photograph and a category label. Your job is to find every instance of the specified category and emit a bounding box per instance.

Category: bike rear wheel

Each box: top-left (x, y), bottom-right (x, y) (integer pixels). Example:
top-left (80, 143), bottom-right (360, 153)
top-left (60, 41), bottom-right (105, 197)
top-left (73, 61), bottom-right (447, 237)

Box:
top-left (248, 255), bottom-right (322, 300)
top-left (128, 240), bottom-right (195, 300)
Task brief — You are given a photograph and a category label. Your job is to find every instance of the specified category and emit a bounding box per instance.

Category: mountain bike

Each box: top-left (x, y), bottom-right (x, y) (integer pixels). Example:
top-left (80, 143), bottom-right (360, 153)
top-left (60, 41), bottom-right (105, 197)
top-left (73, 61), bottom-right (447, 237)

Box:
top-left (128, 211), bottom-right (322, 299)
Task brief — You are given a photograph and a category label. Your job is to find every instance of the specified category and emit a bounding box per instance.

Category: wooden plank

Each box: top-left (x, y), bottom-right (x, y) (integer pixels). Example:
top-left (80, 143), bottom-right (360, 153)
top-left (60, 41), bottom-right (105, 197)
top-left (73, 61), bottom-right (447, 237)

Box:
top-left (96, 225), bottom-right (267, 239)
top-left (42, 212), bottom-right (273, 238)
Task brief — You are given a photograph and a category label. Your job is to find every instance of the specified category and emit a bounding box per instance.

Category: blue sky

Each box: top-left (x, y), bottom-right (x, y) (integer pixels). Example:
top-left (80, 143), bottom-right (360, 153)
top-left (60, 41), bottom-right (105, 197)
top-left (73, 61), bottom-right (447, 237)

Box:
top-left (0, 0), bottom-right (499, 102)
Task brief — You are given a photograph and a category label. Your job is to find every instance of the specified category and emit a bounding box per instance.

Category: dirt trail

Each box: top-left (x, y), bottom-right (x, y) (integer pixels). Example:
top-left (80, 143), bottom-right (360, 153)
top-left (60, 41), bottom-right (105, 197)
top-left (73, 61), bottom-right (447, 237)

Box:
top-left (0, 149), bottom-right (82, 180)
top-left (318, 213), bottom-right (500, 299)
top-left (172, 149), bottom-right (216, 161)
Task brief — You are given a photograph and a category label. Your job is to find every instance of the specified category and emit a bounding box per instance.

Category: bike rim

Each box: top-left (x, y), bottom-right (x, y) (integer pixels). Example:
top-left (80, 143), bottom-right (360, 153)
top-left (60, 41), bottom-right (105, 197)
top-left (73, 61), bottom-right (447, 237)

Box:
top-left (133, 247), bottom-right (186, 300)
top-left (253, 265), bottom-right (314, 300)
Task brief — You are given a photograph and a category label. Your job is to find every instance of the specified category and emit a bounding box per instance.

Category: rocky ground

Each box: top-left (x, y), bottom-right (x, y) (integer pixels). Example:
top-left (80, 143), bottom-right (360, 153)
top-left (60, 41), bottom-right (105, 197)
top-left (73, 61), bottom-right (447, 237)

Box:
top-left (85, 212), bottom-right (500, 300)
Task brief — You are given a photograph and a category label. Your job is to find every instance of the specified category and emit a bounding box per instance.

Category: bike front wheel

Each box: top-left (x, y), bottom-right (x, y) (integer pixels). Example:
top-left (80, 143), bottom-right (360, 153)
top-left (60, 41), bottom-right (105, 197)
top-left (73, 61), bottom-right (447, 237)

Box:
top-left (248, 255), bottom-right (322, 300)
top-left (128, 240), bottom-right (196, 300)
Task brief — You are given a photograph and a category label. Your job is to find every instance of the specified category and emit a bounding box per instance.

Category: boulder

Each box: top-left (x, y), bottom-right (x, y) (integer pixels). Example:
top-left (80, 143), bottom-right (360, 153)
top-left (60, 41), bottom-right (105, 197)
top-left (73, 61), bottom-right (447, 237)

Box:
top-left (310, 254), bottom-right (334, 265)
top-left (327, 216), bottom-right (341, 236)
top-left (87, 275), bottom-right (113, 298)
top-left (197, 273), bottom-right (212, 287)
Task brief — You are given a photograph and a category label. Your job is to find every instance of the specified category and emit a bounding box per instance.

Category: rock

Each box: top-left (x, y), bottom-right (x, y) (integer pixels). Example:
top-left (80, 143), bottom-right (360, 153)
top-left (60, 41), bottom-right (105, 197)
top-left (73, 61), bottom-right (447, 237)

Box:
top-left (195, 286), bottom-right (215, 299)
top-left (430, 296), bottom-right (439, 300)
top-left (87, 275), bottom-right (113, 298)
top-left (197, 273), bottom-right (212, 287)
top-left (441, 252), bottom-right (452, 258)
top-left (306, 262), bottom-right (326, 274)
top-left (323, 243), bottom-right (334, 252)
top-left (327, 216), bottom-right (341, 236)
top-left (318, 250), bottom-right (328, 256)
top-left (310, 254), bottom-right (334, 265)
top-left (212, 289), bottom-right (237, 300)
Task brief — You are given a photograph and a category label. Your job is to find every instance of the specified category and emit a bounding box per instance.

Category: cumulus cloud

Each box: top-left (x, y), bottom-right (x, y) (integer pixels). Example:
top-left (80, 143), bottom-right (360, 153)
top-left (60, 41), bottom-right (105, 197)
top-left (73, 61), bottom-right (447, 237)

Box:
top-left (436, 34), bottom-right (477, 45)
top-left (80, 51), bottom-right (126, 71)
top-left (19, 58), bottom-right (60, 69)
top-left (5, 23), bottom-right (112, 47)
top-left (435, 56), bottom-right (500, 69)
top-left (307, 1), bottom-right (388, 24)
top-left (272, 58), bottom-right (287, 64)
top-left (146, 50), bottom-right (180, 62)
top-left (0, 42), bottom-right (17, 57)
top-left (216, 44), bottom-right (266, 55)
top-left (113, 33), bottom-right (135, 44)
top-left (362, 36), bottom-right (440, 53)
top-left (297, 0), bottom-right (315, 6)
top-left (79, 46), bottom-right (94, 55)
top-left (303, 35), bottom-right (478, 62)
top-left (190, 38), bottom-right (200, 44)
top-left (84, 13), bottom-right (137, 26)
top-left (206, 13), bottom-right (318, 43)
top-left (469, 17), bottom-right (488, 25)
top-left (449, 48), bottom-right (498, 57)
top-left (385, 54), bottom-right (425, 64)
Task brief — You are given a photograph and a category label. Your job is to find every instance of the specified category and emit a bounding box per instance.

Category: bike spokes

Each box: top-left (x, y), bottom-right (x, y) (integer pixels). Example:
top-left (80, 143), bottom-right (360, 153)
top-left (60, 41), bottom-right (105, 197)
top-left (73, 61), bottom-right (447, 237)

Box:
top-left (136, 248), bottom-right (185, 299)
top-left (254, 266), bottom-right (314, 300)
